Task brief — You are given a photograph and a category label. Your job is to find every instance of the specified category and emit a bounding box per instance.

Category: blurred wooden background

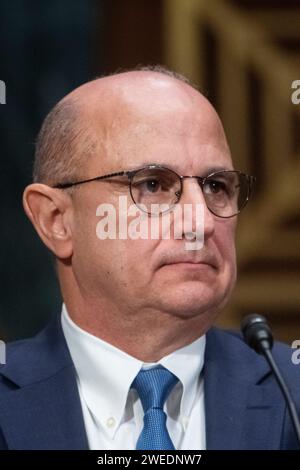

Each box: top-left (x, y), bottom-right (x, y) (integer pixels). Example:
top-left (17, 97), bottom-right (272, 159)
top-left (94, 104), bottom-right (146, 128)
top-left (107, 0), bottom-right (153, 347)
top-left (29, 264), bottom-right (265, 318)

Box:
top-left (0, 0), bottom-right (299, 343)
top-left (163, 0), bottom-right (300, 342)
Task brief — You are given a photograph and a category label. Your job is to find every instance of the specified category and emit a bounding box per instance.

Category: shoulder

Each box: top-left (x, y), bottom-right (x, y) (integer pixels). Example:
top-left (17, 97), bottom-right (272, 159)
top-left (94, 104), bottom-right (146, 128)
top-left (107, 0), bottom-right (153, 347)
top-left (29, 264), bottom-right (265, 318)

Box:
top-left (206, 327), bottom-right (300, 386)
top-left (208, 326), bottom-right (294, 357)
top-left (0, 316), bottom-right (73, 390)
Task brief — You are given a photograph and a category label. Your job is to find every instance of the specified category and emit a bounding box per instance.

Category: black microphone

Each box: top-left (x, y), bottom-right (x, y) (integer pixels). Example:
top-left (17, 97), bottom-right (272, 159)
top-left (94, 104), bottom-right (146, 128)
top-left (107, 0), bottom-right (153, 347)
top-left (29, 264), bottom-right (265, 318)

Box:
top-left (241, 314), bottom-right (300, 446)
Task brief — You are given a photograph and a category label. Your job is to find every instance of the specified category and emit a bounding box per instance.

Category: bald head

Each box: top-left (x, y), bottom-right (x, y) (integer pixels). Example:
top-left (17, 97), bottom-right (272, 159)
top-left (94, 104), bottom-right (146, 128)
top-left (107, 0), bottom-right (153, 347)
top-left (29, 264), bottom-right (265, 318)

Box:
top-left (26, 66), bottom-right (237, 356)
top-left (33, 66), bottom-right (228, 186)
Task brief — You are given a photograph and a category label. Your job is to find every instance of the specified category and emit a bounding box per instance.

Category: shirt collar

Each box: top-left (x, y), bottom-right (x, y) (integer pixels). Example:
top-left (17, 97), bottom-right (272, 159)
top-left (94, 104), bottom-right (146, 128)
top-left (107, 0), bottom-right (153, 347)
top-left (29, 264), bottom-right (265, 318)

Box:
top-left (158, 335), bottom-right (206, 419)
top-left (61, 304), bottom-right (142, 437)
top-left (61, 304), bottom-right (205, 437)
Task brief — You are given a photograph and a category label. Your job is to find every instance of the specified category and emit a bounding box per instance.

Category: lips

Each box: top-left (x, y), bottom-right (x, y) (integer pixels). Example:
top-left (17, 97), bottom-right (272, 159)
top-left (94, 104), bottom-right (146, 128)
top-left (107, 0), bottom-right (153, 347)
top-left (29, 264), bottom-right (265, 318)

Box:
top-left (157, 252), bottom-right (218, 270)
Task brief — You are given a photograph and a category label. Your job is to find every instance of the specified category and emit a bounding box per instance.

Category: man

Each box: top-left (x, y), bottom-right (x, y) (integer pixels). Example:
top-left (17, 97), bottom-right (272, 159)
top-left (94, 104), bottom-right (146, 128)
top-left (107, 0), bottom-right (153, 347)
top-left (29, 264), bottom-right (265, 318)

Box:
top-left (0, 66), bottom-right (299, 450)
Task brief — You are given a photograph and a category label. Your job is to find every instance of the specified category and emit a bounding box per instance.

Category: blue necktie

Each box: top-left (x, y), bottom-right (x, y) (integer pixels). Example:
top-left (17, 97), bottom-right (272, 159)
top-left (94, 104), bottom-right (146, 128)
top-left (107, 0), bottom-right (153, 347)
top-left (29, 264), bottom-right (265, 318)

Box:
top-left (131, 366), bottom-right (179, 450)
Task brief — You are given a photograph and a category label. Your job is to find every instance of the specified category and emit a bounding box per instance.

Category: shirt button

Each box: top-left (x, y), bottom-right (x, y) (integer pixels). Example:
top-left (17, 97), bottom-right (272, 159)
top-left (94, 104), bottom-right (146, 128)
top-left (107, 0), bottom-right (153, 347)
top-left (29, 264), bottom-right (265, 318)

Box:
top-left (106, 417), bottom-right (116, 428)
top-left (181, 416), bottom-right (189, 430)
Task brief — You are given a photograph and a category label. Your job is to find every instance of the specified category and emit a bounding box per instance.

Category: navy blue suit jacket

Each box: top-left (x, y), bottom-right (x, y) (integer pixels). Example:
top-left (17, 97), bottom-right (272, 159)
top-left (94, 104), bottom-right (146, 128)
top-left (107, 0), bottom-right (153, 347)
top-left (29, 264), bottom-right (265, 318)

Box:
top-left (0, 316), bottom-right (299, 450)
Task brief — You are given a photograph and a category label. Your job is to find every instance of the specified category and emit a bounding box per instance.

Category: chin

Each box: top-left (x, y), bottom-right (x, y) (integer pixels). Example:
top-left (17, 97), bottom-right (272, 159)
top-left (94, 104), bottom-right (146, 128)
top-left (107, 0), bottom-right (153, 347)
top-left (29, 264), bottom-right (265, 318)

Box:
top-left (157, 282), bottom-right (228, 319)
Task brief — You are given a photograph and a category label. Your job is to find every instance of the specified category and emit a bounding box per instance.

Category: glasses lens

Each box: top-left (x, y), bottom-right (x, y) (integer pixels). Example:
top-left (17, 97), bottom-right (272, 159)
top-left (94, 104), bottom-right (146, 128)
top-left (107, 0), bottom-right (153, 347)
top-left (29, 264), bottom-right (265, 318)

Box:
top-left (130, 167), bottom-right (181, 214)
top-left (202, 171), bottom-right (250, 217)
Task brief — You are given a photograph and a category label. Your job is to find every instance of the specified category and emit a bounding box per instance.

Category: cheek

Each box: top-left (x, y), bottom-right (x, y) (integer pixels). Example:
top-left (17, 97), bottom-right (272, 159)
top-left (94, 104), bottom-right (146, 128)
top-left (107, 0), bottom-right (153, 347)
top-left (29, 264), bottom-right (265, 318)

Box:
top-left (215, 221), bottom-right (237, 273)
top-left (115, 238), bottom-right (157, 279)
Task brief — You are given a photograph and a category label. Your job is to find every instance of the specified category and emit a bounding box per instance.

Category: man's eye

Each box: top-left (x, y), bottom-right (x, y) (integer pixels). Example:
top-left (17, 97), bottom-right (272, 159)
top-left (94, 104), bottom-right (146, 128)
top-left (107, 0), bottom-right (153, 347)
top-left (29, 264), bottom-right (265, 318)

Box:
top-left (203, 180), bottom-right (228, 194)
top-left (145, 179), bottom-right (160, 193)
top-left (134, 177), bottom-right (170, 193)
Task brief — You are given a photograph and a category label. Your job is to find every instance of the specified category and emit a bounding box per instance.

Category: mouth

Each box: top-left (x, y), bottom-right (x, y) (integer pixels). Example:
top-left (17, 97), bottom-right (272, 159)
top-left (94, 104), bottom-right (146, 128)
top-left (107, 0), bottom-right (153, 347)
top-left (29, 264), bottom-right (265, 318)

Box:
top-left (156, 250), bottom-right (219, 272)
top-left (162, 261), bottom-right (216, 270)
top-left (159, 257), bottom-right (218, 271)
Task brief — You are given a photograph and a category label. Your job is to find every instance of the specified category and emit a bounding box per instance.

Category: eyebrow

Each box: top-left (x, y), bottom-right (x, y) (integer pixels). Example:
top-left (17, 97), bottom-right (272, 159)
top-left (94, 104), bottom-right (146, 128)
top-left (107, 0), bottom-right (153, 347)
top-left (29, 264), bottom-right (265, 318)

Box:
top-left (202, 166), bottom-right (234, 176)
top-left (132, 162), bottom-right (234, 176)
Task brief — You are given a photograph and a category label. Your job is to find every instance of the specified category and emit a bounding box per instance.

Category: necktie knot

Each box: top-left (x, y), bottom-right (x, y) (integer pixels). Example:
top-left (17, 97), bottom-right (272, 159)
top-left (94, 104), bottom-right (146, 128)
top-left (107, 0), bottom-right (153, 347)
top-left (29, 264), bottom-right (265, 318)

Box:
top-left (132, 366), bottom-right (178, 411)
top-left (131, 366), bottom-right (179, 450)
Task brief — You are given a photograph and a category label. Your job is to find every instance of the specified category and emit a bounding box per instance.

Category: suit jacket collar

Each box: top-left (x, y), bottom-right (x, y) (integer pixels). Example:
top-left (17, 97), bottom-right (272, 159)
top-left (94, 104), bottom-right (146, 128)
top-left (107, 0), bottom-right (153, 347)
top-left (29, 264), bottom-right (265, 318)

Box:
top-left (204, 328), bottom-right (285, 449)
top-left (0, 316), bottom-right (88, 449)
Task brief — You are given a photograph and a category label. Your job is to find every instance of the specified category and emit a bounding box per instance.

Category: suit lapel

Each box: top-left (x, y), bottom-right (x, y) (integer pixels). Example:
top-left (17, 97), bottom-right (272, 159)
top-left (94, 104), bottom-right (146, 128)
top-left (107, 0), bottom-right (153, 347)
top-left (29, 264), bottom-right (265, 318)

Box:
top-left (0, 317), bottom-right (88, 449)
top-left (204, 328), bottom-right (285, 450)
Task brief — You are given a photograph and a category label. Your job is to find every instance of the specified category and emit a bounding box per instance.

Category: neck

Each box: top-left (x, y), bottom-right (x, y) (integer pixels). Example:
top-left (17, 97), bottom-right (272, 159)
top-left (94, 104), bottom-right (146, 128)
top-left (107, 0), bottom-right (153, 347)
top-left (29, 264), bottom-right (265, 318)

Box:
top-left (59, 266), bottom-right (216, 362)
top-left (62, 297), bottom-right (213, 362)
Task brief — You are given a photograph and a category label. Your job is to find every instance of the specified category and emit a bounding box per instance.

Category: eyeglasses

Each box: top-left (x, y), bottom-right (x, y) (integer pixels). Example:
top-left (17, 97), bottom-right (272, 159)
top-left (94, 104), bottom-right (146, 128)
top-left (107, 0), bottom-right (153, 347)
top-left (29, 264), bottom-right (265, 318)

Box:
top-left (53, 164), bottom-right (256, 218)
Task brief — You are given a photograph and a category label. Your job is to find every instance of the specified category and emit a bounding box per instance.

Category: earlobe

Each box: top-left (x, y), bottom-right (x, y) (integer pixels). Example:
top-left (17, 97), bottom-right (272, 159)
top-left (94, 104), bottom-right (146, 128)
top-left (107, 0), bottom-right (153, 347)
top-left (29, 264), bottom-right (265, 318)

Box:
top-left (23, 184), bottom-right (73, 259)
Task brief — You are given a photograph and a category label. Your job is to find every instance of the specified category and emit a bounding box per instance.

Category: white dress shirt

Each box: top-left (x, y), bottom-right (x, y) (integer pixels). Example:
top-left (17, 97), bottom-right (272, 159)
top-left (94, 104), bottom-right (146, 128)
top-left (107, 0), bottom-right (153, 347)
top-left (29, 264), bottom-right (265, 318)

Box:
top-left (61, 304), bottom-right (206, 450)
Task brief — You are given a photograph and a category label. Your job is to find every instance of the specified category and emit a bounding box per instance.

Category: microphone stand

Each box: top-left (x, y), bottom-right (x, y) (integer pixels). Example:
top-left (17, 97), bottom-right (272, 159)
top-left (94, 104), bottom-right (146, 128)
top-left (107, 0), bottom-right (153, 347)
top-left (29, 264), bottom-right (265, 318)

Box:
top-left (242, 314), bottom-right (300, 447)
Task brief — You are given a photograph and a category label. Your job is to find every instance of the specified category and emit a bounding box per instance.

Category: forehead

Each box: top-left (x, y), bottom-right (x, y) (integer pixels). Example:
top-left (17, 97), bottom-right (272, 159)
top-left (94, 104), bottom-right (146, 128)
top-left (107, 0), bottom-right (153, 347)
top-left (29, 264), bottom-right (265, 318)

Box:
top-left (84, 77), bottom-right (232, 175)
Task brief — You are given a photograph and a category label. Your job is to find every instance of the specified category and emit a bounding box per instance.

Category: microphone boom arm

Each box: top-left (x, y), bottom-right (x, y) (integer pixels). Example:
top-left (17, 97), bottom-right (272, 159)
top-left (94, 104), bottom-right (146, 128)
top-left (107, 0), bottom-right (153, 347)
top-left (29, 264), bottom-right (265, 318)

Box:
top-left (241, 314), bottom-right (300, 447)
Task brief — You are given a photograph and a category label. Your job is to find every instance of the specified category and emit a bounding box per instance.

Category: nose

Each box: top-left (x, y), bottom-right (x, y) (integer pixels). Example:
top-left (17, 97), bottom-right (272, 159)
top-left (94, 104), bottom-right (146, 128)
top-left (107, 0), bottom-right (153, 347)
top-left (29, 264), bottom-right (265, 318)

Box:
top-left (178, 177), bottom-right (215, 242)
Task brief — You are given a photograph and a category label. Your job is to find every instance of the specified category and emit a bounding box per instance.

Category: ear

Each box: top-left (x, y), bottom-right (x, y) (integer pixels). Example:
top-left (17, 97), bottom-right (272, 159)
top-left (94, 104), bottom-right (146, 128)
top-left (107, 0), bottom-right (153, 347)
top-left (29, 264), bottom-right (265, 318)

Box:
top-left (23, 184), bottom-right (73, 259)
